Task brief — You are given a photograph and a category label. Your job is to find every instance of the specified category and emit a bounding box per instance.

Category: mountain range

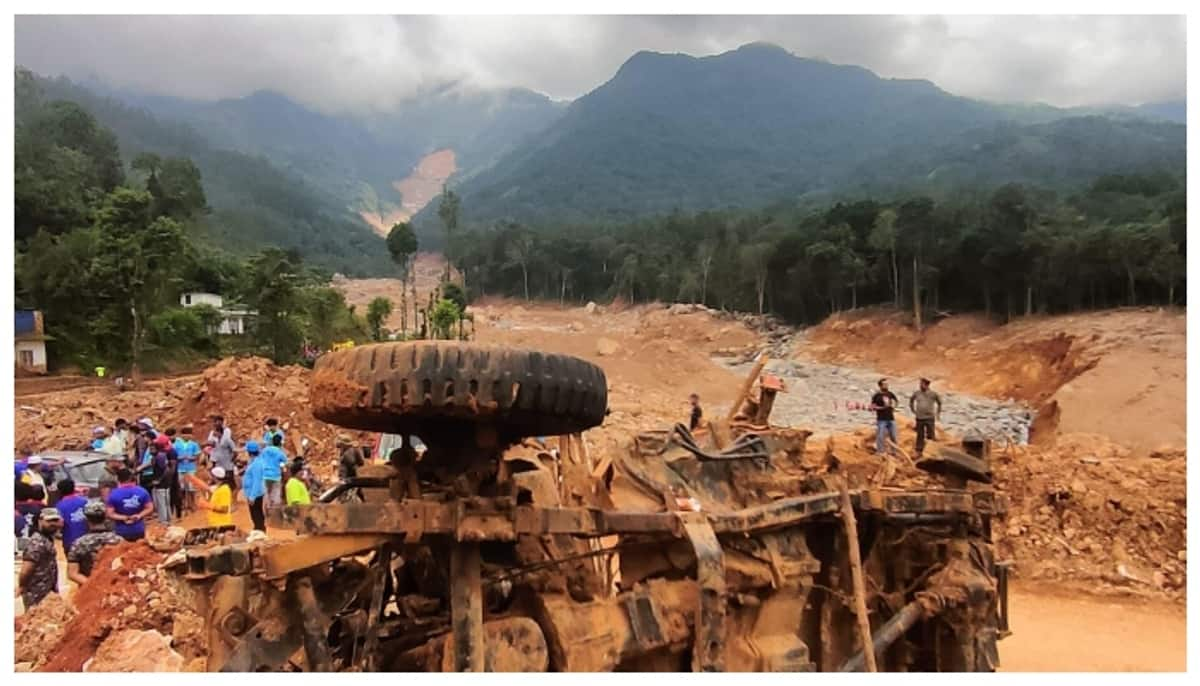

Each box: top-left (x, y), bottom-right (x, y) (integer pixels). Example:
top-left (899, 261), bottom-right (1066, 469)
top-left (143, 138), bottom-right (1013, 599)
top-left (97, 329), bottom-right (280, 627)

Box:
top-left (20, 41), bottom-right (1186, 264)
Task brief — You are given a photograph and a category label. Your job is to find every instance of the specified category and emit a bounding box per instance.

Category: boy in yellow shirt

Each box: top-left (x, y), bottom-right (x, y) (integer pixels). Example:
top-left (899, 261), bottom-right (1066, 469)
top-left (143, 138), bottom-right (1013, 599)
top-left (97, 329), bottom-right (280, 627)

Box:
top-left (284, 460), bottom-right (311, 506)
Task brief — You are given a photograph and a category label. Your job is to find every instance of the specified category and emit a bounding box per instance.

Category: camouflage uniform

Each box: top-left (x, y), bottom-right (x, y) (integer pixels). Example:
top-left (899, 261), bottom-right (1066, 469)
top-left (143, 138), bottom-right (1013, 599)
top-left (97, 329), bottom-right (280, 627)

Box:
top-left (68, 531), bottom-right (124, 577)
top-left (21, 532), bottom-right (58, 608)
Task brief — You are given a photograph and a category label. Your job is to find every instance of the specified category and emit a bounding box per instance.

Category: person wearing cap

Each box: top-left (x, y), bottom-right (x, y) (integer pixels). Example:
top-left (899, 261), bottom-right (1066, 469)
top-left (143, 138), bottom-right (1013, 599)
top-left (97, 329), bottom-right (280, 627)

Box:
top-left (149, 434), bottom-right (177, 525)
top-left (55, 478), bottom-right (89, 556)
top-left (67, 500), bottom-right (123, 586)
top-left (207, 415), bottom-right (237, 474)
top-left (263, 417), bottom-right (286, 447)
top-left (337, 435), bottom-right (365, 481)
top-left (106, 468), bottom-right (154, 542)
top-left (174, 426), bottom-right (201, 514)
top-left (909, 378), bottom-right (943, 458)
top-left (18, 508), bottom-right (63, 609)
top-left (241, 441), bottom-right (268, 532)
top-left (90, 426), bottom-right (108, 451)
top-left (20, 455), bottom-right (47, 499)
top-left (15, 482), bottom-right (45, 551)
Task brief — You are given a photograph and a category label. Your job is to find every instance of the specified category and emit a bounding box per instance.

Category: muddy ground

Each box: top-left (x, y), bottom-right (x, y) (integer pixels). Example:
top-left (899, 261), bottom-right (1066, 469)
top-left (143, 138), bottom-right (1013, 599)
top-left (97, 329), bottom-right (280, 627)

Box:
top-left (12, 290), bottom-right (1187, 671)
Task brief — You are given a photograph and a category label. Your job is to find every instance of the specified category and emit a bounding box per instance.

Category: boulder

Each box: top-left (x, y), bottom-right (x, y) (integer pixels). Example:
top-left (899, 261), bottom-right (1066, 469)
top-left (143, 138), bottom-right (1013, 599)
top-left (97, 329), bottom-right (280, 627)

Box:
top-left (85, 629), bottom-right (184, 672)
top-left (596, 338), bottom-right (621, 357)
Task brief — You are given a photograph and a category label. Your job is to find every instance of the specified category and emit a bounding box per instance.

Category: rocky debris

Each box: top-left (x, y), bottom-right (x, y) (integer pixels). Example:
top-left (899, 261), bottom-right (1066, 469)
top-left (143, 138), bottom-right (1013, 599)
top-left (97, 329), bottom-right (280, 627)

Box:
top-left (585, 301), bottom-right (599, 314)
top-left (992, 433), bottom-right (1186, 601)
top-left (15, 355), bottom-right (374, 484)
top-left (37, 541), bottom-right (204, 672)
top-left (84, 629), bottom-right (184, 672)
top-left (14, 593), bottom-right (77, 667)
top-left (595, 338), bottom-right (621, 356)
top-left (718, 344), bottom-right (1033, 447)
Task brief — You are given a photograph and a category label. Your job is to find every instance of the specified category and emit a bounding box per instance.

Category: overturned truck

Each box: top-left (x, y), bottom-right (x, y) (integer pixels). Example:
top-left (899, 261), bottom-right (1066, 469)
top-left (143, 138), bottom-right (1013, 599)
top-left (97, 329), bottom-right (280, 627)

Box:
top-left (177, 342), bottom-right (1010, 672)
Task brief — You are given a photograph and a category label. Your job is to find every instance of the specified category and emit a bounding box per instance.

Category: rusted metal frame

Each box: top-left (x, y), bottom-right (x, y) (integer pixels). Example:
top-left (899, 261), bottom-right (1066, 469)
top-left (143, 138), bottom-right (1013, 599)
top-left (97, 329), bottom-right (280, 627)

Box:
top-left (839, 479), bottom-right (877, 672)
top-left (726, 352), bottom-right (769, 421)
top-left (679, 513), bottom-right (726, 672)
top-left (220, 617), bottom-right (304, 673)
top-left (262, 534), bottom-right (392, 579)
top-left (293, 575), bottom-right (334, 672)
top-left (360, 546), bottom-right (392, 670)
top-left (450, 541), bottom-right (485, 671)
top-left (290, 501), bottom-right (685, 539)
top-left (282, 489), bottom-right (994, 544)
top-left (838, 601), bottom-right (927, 672)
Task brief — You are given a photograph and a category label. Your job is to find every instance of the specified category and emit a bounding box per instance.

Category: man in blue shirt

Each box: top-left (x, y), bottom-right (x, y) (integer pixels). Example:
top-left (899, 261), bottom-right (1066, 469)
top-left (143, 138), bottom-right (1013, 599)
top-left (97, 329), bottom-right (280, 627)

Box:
top-left (174, 425), bottom-right (201, 514)
top-left (105, 468), bottom-right (154, 541)
top-left (260, 434), bottom-right (289, 513)
top-left (241, 441), bottom-right (267, 533)
top-left (54, 478), bottom-right (89, 555)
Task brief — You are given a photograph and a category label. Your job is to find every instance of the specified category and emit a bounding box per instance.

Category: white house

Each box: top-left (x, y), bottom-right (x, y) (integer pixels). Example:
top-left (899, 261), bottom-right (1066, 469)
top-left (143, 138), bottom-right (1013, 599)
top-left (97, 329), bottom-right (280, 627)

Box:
top-left (180, 292), bottom-right (256, 336)
top-left (15, 310), bottom-right (50, 374)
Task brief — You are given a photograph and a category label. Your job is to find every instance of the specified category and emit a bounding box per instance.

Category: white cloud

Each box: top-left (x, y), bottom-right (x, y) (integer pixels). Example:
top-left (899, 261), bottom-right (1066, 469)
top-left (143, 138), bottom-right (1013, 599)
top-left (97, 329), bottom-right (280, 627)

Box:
top-left (14, 15), bottom-right (1186, 114)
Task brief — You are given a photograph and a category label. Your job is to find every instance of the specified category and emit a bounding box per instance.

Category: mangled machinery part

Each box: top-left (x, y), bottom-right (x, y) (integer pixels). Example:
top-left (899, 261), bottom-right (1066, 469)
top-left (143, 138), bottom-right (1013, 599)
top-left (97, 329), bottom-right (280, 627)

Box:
top-left (839, 601), bottom-right (926, 672)
top-left (390, 617), bottom-right (549, 672)
top-left (916, 447), bottom-right (993, 485)
top-left (176, 341), bottom-right (1008, 672)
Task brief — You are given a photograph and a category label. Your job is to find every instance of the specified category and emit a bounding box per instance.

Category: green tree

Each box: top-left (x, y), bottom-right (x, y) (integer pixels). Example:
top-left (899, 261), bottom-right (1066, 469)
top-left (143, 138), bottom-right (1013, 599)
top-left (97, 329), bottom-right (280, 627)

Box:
top-left (247, 248), bottom-right (304, 364)
top-left (441, 282), bottom-right (468, 311)
top-left (437, 185), bottom-right (460, 282)
top-left (386, 221), bottom-right (419, 273)
top-left (429, 299), bottom-right (461, 340)
top-left (90, 188), bottom-right (187, 377)
top-left (504, 229), bottom-right (536, 301)
top-left (868, 208), bottom-right (900, 308)
top-left (366, 297), bottom-right (393, 341)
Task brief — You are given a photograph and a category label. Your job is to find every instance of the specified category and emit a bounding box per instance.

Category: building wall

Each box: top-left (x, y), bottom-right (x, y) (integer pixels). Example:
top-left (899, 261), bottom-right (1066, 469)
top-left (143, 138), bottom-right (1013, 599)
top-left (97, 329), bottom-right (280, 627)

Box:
top-left (218, 316), bottom-right (246, 336)
top-left (181, 292), bottom-right (224, 308)
top-left (15, 340), bottom-right (47, 373)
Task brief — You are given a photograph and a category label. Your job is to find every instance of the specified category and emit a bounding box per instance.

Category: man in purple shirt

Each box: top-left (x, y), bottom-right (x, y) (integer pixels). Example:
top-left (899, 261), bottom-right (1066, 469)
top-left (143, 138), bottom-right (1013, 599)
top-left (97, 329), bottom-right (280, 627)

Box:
top-left (54, 478), bottom-right (89, 555)
top-left (106, 468), bottom-right (154, 541)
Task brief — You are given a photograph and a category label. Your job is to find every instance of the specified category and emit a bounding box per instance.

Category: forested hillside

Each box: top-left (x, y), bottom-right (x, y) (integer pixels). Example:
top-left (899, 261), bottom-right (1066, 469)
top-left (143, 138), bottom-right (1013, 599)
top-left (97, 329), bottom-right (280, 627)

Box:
top-left (14, 68), bottom-right (382, 371)
top-left (19, 68), bottom-right (394, 275)
top-left (445, 172), bottom-right (1185, 325)
top-left (102, 81), bottom-right (565, 225)
top-left (436, 43), bottom-right (1186, 226)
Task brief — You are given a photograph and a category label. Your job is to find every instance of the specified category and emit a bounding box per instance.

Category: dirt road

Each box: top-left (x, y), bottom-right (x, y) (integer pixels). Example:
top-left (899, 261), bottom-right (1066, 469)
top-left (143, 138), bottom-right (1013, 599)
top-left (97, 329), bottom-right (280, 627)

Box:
top-left (1002, 585), bottom-right (1186, 671)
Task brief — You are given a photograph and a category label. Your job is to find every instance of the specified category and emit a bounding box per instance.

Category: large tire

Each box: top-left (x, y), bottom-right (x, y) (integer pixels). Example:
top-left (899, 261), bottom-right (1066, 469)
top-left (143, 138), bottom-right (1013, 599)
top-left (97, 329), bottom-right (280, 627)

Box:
top-left (310, 342), bottom-right (608, 438)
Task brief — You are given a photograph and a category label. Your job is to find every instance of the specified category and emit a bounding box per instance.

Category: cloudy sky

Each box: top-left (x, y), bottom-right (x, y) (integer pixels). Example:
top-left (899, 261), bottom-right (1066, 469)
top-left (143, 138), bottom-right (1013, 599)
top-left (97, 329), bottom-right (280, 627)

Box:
top-left (14, 15), bottom-right (1186, 115)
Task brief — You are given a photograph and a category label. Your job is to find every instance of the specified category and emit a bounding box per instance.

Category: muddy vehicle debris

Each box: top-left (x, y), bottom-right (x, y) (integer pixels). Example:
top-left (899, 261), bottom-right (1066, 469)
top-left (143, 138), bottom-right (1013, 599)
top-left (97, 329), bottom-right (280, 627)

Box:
top-left (173, 342), bottom-right (1010, 672)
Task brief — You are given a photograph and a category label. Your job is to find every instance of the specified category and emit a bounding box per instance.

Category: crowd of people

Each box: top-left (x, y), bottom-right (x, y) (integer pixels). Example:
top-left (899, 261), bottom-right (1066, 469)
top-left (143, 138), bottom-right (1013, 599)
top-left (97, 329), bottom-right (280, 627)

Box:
top-left (14, 415), bottom-right (329, 610)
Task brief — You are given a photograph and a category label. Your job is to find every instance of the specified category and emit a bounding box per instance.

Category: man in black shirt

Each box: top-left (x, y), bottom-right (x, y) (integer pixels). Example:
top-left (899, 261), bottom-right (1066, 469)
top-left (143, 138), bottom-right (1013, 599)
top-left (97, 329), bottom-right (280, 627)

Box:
top-left (870, 378), bottom-right (899, 456)
top-left (688, 393), bottom-right (703, 431)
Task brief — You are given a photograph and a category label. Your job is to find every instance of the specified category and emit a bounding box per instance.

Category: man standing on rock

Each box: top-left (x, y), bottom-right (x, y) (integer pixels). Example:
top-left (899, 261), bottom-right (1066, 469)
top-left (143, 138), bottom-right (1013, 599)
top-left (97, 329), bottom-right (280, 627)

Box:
top-left (870, 378), bottom-right (900, 456)
top-left (18, 508), bottom-right (63, 609)
top-left (909, 378), bottom-right (943, 458)
top-left (66, 500), bottom-right (123, 586)
top-left (207, 415), bottom-right (237, 475)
